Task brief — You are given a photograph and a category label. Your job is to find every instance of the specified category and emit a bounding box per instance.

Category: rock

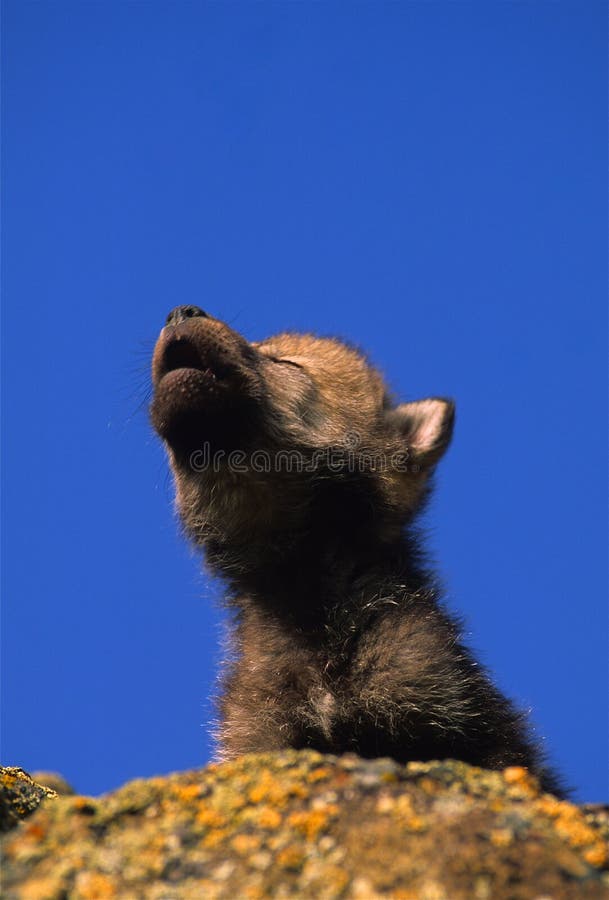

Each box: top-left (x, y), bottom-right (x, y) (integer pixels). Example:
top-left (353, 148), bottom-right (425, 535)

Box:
top-left (30, 772), bottom-right (75, 796)
top-left (0, 767), bottom-right (57, 833)
top-left (1, 751), bottom-right (607, 899)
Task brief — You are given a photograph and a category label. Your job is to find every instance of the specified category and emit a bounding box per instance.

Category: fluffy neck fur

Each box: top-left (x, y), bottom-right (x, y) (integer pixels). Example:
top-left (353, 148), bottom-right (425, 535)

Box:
top-left (180, 462), bottom-right (432, 626)
top-left (173, 464), bottom-right (564, 797)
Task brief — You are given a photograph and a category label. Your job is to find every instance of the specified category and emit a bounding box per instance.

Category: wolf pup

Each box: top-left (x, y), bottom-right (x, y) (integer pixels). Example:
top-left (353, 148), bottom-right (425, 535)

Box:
top-left (151, 305), bottom-right (562, 795)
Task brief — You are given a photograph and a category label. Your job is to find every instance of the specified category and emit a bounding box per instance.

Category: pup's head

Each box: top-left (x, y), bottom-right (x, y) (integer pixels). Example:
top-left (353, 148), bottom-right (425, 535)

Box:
top-left (151, 306), bottom-right (454, 551)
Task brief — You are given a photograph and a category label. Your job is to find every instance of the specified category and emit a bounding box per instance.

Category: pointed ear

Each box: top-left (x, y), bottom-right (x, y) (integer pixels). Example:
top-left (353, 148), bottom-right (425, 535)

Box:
top-left (387, 398), bottom-right (455, 466)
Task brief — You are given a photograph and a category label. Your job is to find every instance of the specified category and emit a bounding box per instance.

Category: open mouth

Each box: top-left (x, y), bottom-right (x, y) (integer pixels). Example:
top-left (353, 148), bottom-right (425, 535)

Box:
top-left (156, 335), bottom-right (230, 387)
top-left (150, 319), bottom-right (264, 455)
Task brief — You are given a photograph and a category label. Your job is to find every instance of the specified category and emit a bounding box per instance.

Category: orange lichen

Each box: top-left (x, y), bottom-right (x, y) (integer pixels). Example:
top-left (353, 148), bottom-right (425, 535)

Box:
top-left (248, 771), bottom-right (286, 805)
top-left (19, 877), bottom-right (66, 900)
top-left (195, 806), bottom-right (226, 829)
top-left (583, 843), bottom-right (609, 868)
top-left (2, 754), bottom-right (607, 899)
top-left (287, 805), bottom-right (339, 840)
top-left (247, 770), bottom-right (308, 807)
top-left (243, 885), bottom-right (265, 900)
top-left (534, 795), bottom-right (604, 862)
top-left (231, 833), bottom-right (262, 855)
top-left (490, 828), bottom-right (513, 848)
top-left (535, 795), bottom-right (564, 819)
top-left (23, 822), bottom-right (47, 841)
top-left (376, 794), bottom-right (395, 814)
top-left (200, 827), bottom-right (230, 849)
top-left (393, 794), bottom-right (426, 832)
top-left (554, 813), bottom-right (603, 851)
top-left (307, 767), bottom-right (332, 783)
top-left (419, 777), bottom-right (441, 795)
top-left (172, 783), bottom-right (203, 803)
top-left (255, 805), bottom-right (283, 830)
top-left (276, 844), bottom-right (306, 871)
top-left (503, 767), bottom-right (537, 796)
top-left (73, 871), bottom-right (117, 899)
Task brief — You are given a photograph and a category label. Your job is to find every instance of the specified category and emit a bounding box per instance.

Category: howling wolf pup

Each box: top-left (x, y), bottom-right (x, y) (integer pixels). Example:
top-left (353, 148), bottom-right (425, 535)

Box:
top-left (151, 305), bottom-right (562, 795)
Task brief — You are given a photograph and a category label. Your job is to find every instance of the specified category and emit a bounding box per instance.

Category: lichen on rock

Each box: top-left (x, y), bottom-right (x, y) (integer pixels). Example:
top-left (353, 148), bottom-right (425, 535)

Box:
top-left (0, 767), bottom-right (57, 834)
top-left (1, 752), bottom-right (607, 899)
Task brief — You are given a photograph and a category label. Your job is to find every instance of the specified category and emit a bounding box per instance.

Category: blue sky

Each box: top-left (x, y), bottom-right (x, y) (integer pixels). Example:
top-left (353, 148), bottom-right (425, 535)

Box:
top-left (2, 1), bottom-right (607, 801)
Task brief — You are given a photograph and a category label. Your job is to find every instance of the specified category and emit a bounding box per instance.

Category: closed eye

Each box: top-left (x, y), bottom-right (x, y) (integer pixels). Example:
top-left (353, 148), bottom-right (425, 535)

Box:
top-left (267, 356), bottom-right (303, 369)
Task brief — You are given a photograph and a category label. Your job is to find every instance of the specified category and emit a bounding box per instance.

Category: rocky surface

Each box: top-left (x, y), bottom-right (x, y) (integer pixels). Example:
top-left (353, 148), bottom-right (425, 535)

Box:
top-left (1, 752), bottom-right (607, 899)
top-left (0, 767), bottom-right (57, 834)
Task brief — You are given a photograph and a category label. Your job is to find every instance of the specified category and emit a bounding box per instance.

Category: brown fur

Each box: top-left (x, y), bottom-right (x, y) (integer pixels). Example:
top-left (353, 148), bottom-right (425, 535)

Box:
top-left (150, 305), bottom-right (563, 796)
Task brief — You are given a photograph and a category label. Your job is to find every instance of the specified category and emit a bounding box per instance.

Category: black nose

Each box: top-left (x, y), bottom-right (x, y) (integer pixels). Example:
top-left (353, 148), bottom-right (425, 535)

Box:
top-left (165, 305), bottom-right (209, 327)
